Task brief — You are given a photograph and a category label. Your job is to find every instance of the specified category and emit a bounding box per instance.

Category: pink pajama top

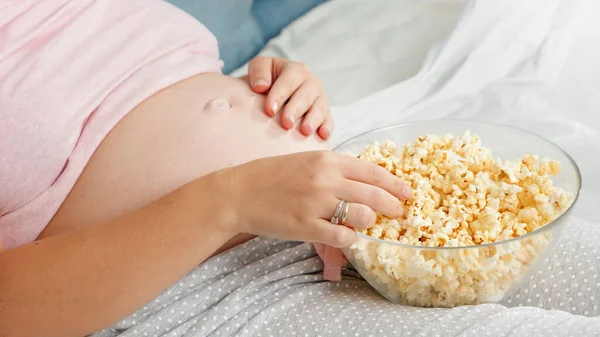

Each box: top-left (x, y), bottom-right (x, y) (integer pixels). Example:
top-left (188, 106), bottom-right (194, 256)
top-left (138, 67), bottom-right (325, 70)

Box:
top-left (0, 0), bottom-right (223, 249)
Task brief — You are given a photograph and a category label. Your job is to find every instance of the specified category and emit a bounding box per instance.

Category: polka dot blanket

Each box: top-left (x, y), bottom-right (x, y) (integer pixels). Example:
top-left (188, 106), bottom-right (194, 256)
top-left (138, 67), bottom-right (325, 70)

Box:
top-left (92, 218), bottom-right (600, 337)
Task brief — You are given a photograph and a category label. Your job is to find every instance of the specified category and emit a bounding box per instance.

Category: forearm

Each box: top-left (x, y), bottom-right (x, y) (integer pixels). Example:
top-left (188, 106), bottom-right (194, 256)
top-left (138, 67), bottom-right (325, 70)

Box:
top-left (0, 178), bottom-right (236, 337)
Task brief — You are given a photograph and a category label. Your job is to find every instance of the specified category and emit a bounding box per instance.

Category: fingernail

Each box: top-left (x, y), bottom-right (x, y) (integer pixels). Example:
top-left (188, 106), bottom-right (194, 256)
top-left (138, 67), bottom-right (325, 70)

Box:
top-left (304, 123), bottom-right (313, 134)
top-left (401, 185), bottom-right (413, 199)
top-left (272, 102), bottom-right (279, 114)
top-left (287, 115), bottom-right (296, 128)
top-left (253, 79), bottom-right (268, 88)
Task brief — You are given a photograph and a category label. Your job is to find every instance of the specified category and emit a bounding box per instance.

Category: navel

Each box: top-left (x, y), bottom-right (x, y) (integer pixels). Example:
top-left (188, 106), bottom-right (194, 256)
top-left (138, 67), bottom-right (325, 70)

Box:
top-left (204, 98), bottom-right (231, 111)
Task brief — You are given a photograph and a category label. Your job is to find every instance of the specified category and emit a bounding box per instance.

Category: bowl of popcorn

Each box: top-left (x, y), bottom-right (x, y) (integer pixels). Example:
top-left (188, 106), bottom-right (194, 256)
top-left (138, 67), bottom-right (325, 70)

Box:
top-left (335, 120), bottom-right (581, 308)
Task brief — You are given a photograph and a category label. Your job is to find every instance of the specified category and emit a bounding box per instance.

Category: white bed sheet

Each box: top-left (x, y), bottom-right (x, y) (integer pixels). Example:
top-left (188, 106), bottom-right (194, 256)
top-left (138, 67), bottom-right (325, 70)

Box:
top-left (232, 0), bottom-right (600, 223)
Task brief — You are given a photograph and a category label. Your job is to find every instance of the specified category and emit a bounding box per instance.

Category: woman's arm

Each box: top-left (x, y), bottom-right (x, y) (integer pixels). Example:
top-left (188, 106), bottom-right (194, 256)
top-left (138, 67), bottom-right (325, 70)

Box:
top-left (0, 173), bottom-right (236, 337)
top-left (0, 150), bottom-right (409, 337)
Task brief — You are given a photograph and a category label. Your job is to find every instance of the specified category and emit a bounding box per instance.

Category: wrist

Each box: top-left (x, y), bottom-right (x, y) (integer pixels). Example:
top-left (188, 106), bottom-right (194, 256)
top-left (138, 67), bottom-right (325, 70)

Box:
top-left (184, 170), bottom-right (242, 238)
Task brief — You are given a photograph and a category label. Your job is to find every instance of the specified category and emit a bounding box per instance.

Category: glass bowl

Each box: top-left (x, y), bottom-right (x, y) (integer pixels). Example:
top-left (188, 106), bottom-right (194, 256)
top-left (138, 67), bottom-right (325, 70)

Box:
top-left (334, 120), bottom-right (582, 308)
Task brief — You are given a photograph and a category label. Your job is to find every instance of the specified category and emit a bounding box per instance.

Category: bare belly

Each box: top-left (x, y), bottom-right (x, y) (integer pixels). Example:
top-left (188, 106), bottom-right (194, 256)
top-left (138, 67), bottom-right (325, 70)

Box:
top-left (39, 73), bottom-right (330, 253)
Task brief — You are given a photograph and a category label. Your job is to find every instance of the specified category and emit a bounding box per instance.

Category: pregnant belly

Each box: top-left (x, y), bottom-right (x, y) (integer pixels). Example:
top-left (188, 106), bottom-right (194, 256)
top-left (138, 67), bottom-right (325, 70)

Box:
top-left (40, 73), bottom-right (329, 253)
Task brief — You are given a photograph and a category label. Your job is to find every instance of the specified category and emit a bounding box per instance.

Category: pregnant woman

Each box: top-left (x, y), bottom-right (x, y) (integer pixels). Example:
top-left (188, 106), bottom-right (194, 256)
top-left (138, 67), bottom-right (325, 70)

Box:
top-left (1, 1), bottom-right (599, 337)
top-left (0, 1), bottom-right (408, 336)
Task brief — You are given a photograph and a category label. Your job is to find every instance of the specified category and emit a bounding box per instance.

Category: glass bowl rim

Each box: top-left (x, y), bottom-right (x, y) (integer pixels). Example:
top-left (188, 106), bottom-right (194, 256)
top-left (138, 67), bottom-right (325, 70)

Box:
top-left (334, 119), bottom-right (583, 251)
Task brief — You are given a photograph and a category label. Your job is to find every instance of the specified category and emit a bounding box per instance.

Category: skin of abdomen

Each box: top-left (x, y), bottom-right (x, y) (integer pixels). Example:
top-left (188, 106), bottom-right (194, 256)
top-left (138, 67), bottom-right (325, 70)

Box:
top-left (40, 73), bottom-right (330, 253)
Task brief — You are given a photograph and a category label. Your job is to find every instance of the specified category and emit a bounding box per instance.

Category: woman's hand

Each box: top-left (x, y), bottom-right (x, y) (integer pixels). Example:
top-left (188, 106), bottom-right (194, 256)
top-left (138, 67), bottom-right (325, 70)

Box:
top-left (244, 56), bottom-right (333, 139)
top-left (214, 151), bottom-right (412, 248)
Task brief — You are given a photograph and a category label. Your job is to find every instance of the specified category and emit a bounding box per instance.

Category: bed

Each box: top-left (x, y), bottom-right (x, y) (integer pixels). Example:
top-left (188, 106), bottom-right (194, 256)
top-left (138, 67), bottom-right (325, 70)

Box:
top-left (94, 0), bottom-right (600, 335)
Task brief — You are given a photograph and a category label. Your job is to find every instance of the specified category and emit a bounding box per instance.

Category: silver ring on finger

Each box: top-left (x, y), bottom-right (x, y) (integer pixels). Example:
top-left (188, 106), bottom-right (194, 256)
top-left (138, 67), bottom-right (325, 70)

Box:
top-left (330, 200), bottom-right (346, 225)
top-left (340, 201), bottom-right (351, 225)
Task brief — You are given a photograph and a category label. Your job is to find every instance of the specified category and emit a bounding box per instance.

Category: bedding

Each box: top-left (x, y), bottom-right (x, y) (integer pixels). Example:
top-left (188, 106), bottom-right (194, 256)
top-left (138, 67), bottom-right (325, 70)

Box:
top-left (93, 225), bottom-right (599, 337)
top-left (94, 0), bottom-right (600, 335)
